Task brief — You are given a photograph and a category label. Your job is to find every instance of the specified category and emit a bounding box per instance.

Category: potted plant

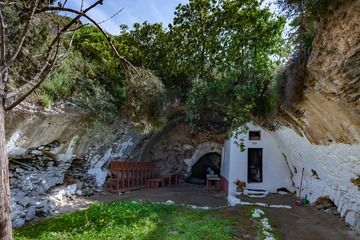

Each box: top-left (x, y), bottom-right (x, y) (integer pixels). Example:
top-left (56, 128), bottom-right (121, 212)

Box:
top-left (234, 179), bottom-right (246, 193)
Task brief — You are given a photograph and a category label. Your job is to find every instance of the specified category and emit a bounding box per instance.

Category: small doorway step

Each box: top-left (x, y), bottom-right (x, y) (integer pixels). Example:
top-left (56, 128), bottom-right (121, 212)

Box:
top-left (244, 189), bottom-right (269, 198)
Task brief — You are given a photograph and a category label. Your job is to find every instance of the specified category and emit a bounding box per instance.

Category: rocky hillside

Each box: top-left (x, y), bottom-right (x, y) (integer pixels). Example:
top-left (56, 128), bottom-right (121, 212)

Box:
top-left (281, 0), bottom-right (360, 144)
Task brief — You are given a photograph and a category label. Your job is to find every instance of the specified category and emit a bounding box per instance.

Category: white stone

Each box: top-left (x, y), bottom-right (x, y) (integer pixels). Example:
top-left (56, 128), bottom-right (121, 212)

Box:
top-left (31, 150), bottom-right (42, 155)
top-left (269, 205), bottom-right (292, 209)
top-left (25, 206), bottom-right (36, 221)
top-left (227, 195), bottom-right (241, 206)
top-left (17, 197), bottom-right (32, 208)
top-left (12, 218), bottom-right (25, 228)
top-left (345, 211), bottom-right (357, 226)
top-left (165, 200), bottom-right (175, 205)
top-left (251, 208), bottom-right (264, 218)
top-left (66, 184), bottom-right (77, 195)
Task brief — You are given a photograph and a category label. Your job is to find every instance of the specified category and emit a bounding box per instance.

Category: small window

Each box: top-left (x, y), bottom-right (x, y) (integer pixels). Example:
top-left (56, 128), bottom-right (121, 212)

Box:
top-left (249, 131), bottom-right (261, 140)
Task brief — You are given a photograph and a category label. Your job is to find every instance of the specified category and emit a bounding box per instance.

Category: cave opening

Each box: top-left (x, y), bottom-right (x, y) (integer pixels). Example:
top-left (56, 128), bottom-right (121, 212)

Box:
top-left (188, 152), bottom-right (221, 184)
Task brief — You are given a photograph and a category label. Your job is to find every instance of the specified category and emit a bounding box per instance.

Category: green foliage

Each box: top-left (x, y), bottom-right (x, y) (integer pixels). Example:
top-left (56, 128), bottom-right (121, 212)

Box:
top-left (116, 22), bottom-right (191, 98)
top-left (276, 0), bottom-right (349, 57)
top-left (15, 201), bottom-right (235, 240)
top-left (39, 53), bottom-right (81, 107)
top-left (7, 0), bottom-right (289, 134)
top-left (253, 66), bottom-right (284, 119)
top-left (123, 68), bottom-right (167, 133)
top-left (180, 0), bottom-right (286, 130)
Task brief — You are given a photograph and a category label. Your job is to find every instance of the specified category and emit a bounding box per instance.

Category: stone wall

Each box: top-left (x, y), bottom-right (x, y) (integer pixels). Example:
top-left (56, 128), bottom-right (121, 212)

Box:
top-left (6, 104), bottom-right (143, 227)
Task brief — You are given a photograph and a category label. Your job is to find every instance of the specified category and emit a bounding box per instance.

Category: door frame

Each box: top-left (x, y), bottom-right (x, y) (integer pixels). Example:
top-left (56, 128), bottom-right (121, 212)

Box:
top-left (247, 148), bottom-right (263, 183)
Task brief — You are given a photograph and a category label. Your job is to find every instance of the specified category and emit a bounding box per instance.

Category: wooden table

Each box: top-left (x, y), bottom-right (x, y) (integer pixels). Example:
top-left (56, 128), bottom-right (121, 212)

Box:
top-left (206, 174), bottom-right (221, 191)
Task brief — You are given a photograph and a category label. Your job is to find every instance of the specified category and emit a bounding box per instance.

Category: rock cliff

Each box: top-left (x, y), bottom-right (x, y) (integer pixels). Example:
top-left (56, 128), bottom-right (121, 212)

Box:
top-left (281, 0), bottom-right (360, 144)
top-left (278, 0), bottom-right (360, 232)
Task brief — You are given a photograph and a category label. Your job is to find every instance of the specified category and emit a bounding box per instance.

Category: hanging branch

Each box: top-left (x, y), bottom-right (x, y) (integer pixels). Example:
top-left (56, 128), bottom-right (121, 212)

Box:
top-left (4, 0), bottom-right (105, 103)
top-left (0, 0), bottom-right (40, 75)
top-left (5, 37), bottom-right (61, 111)
top-left (97, 8), bottom-right (123, 25)
top-left (3, 0), bottom-right (138, 111)
top-left (0, 10), bottom-right (5, 64)
top-left (37, 5), bottom-right (138, 74)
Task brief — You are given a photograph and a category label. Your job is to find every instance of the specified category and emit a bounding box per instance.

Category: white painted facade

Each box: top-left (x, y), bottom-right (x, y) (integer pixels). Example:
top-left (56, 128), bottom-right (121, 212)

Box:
top-left (220, 123), bottom-right (293, 196)
top-left (221, 123), bottom-right (360, 231)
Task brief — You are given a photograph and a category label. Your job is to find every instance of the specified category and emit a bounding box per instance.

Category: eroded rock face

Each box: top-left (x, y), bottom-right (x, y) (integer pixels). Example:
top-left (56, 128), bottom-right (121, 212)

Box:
top-left (144, 121), bottom-right (226, 180)
top-left (283, 0), bottom-right (360, 144)
top-left (6, 104), bottom-right (143, 227)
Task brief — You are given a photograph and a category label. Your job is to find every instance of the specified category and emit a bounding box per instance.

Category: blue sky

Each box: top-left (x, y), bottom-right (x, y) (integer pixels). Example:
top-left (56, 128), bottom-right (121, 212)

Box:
top-left (64, 0), bottom-right (189, 35)
top-left (64, 0), bottom-right (280, 35)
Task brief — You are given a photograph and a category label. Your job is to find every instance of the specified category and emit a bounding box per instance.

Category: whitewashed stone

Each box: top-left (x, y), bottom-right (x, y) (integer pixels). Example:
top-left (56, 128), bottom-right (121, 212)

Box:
top-left (25, 206), bottom-right (36, 221)
top-left (345, 211), bottom-right (357, 226)
top-left (12, 218), bottom-right (25, 228)
top-left (66, 184), bottom-right (77, 195)
top-left (271, 126), bottom-right (360, 231)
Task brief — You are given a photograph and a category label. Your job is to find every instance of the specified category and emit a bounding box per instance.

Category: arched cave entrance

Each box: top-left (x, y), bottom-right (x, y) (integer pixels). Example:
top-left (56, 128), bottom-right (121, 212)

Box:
top-left (188, 152), bottom-right (221, 184)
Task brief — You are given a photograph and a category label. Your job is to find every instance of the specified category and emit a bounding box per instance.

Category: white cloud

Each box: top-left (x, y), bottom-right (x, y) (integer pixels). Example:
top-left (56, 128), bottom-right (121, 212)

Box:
top-left (149, 1), bottom-right (166, 24)
top-left (67, 0), bottom-right (120, 34)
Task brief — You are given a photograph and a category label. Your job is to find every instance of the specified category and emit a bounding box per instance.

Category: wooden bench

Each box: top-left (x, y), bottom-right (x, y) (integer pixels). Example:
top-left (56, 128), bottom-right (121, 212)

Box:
top-left (106, 161), bottom-right (158, 192)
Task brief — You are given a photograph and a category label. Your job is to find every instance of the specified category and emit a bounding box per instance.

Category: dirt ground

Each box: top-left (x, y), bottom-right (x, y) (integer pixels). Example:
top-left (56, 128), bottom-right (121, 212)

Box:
top-left (56, 184), bottom-right (358, 240)
top-left (238, 194), bottom-right (358, 240)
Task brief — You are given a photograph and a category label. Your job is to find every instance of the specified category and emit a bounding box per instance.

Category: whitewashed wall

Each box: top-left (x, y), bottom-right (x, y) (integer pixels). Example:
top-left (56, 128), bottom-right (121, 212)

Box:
top-left (221, 123), bottom-right (360, 231)
top-left (222, 123), bottom-right (293, 196)
top-left (220, 140), bottom-right (231, 182)
top-left (271, 126), bottom-right (360, 231)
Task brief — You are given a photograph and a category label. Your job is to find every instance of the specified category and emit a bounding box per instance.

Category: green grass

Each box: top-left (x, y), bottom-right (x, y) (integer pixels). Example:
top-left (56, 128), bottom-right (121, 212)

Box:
top-left (15, 201), bottom-right (236, 240)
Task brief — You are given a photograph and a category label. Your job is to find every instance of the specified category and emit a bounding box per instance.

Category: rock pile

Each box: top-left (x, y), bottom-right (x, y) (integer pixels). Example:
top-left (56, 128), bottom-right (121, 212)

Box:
top-left (314, 196), bottom-right (341, 216)
top-left (9, 141), bottom-right (95, 227)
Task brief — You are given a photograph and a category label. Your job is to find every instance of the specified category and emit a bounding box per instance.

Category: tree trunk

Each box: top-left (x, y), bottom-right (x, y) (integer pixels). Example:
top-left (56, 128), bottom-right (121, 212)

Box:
top-left (0, 86), bottom-right (12, 239)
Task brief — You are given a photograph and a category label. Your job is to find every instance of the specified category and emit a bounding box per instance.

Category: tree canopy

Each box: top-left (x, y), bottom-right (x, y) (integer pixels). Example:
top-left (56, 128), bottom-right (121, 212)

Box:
top-left (7, 0), bottom-right (287, 133)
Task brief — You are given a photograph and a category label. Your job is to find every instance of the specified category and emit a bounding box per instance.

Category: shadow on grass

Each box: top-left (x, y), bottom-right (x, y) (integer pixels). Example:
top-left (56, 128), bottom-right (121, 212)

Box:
top-left (15, 201), bottom-right (175, 239)
top-left (15, 201), bottom-right (235, 240)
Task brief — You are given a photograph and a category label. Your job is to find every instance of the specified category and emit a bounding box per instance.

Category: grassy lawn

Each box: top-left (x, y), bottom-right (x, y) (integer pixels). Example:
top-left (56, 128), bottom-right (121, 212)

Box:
top-left (15, 201), bottom-right (236, 240)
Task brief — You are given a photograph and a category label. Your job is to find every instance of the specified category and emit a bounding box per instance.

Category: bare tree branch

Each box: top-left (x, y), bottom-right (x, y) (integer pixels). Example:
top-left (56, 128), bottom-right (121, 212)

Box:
top-left (38, 5), bottom-right (139, 73)
top-left (97, 8), bottom-right (123, 25)
top-left (5, 37), bottom-right (61, 111)
top-left (4, 0), bottom-right (138, 111)
top-left (0, 10), bottom-right (6, 64)
top-left (67, 23), bottom-right (88, 32)
top-left (5, 0), bottom-right (105, 100)
top-left (0, 0), bottom-right (40, 74)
